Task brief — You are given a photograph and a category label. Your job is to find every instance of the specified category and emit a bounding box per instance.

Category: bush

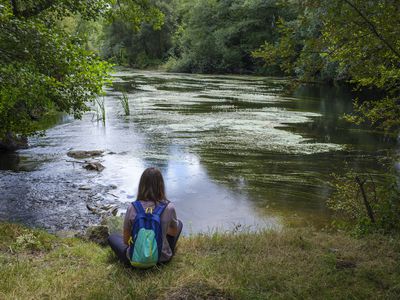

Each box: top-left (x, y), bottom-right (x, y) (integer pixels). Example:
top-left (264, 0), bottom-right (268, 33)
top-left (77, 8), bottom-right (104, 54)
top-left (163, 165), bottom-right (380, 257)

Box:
top-left (328, 168), bottom-right (400, 235)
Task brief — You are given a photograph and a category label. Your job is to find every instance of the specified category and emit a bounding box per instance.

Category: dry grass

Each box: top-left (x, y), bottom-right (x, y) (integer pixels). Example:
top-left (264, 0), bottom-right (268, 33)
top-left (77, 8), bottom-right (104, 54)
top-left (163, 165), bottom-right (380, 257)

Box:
top-left (0, 222), bottom-right (399, 299)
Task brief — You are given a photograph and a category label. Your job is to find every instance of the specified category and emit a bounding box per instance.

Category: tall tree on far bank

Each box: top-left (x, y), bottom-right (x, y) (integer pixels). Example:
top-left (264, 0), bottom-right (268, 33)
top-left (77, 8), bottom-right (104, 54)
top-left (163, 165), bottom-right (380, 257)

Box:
top-left (166, 0), bottom-right (295, 74)
top-left (101, 0), bottom-right (174, 67)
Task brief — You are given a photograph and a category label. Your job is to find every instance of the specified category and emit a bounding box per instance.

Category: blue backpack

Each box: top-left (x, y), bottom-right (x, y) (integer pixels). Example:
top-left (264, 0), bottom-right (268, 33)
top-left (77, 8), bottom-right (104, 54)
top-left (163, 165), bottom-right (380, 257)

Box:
top-left (128, 201), bottom-right (167, 268)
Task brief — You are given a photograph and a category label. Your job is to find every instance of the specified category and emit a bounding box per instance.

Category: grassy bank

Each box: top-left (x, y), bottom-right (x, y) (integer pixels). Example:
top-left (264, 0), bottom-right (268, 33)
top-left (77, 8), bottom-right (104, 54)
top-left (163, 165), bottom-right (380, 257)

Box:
top-left (0, 223), bottom-right (399, 299)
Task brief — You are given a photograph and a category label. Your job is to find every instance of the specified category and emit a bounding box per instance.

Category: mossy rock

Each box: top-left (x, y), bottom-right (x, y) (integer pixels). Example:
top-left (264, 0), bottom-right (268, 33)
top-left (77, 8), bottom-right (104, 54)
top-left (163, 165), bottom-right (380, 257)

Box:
top-left (67, 150), bottom-right (104, 159)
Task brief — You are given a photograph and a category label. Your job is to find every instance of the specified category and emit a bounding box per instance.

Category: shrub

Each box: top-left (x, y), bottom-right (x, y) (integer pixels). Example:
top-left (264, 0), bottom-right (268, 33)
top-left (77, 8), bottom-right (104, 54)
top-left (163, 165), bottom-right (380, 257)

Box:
top-left (328, 168), bottom-right (400, 235)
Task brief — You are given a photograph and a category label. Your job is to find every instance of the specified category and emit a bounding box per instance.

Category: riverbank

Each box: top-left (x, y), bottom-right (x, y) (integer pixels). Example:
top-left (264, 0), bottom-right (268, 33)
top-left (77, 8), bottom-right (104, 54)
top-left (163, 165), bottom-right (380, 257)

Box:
top-left (1, 222), bottom-right (399, 299)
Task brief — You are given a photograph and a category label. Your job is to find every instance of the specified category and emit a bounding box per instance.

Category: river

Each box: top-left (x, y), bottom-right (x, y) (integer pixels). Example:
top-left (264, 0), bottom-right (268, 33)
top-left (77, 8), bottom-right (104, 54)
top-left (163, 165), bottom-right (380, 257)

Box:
top-left (0, 70), bottom-right (396, 233)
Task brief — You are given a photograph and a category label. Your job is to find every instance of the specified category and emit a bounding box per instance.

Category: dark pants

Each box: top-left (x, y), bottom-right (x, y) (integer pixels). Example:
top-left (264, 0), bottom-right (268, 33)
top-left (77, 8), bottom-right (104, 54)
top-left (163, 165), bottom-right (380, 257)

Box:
top-left (108, 220), bottom-right (183, 266)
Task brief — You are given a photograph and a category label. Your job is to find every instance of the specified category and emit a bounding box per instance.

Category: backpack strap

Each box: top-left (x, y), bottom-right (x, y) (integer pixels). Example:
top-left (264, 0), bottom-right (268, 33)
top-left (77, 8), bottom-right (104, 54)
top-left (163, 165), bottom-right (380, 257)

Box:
top-left (132, 201), bottom-right (146, 214)
top-left (153, 202), bottom-right (167, 217)
top-left (132, 201), bottom-right (146, 228)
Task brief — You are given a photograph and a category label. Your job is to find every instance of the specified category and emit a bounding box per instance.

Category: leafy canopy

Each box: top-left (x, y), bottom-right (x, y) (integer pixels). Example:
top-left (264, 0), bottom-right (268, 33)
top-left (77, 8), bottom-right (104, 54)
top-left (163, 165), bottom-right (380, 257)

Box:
top-left (0, 0), bottom-right (163, 140)
top-left (253, 0), bottom-right (400, 134)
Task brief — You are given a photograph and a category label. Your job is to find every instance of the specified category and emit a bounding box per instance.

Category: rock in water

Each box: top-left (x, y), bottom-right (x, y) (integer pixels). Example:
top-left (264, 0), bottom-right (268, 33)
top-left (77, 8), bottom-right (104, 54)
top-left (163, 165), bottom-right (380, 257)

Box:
top-left (83, 162), bottom-right (105, 172)
top-left (85, 225), bottom-right (109, 246)
top-left (67, 150), bottom-right (104, 159)
top-left (79, 185), bottom-right (91, 190)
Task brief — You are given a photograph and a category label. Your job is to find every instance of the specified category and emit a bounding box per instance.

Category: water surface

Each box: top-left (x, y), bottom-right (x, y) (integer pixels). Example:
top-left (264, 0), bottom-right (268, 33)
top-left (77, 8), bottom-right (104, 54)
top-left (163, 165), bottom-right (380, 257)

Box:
top-left (0, 70), bottom-right (395, 232)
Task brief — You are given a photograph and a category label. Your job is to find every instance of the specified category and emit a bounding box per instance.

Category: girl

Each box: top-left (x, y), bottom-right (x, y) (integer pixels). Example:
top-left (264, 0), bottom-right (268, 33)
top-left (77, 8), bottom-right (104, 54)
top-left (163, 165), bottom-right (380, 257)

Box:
top-left (108, 167), bottom-right (182, 265)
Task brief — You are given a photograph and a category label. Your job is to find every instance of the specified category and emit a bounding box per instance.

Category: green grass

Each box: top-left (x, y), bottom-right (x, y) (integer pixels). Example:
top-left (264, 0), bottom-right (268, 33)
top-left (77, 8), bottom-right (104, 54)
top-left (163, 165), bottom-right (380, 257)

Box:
top-left (1, 222), bottom-right (399, 299)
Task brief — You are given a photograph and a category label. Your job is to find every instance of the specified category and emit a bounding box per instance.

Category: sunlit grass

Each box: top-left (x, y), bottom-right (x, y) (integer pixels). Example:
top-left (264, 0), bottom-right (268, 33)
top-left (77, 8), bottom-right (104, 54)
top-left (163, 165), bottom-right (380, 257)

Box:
top-left (0, 222), bottom-right (399, 299)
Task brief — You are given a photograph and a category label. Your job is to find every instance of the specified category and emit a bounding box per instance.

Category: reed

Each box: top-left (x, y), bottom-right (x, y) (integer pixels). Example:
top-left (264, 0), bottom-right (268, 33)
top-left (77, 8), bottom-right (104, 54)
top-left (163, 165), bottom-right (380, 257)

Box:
top-left (95, 97), bottom-right (106, 125)
top-left (119, 92), bottom-right (130, 116)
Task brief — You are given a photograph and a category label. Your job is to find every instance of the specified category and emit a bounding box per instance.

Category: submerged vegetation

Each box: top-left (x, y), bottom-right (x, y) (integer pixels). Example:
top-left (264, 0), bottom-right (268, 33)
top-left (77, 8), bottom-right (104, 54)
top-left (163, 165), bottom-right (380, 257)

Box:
top-left (1, 222), bottom-right (400, 299)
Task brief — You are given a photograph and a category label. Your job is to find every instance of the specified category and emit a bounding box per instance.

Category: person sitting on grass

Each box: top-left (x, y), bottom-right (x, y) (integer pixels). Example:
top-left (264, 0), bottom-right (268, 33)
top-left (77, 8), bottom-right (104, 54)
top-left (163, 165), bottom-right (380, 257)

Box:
top-left (108, 167), bottom-right (183, 267)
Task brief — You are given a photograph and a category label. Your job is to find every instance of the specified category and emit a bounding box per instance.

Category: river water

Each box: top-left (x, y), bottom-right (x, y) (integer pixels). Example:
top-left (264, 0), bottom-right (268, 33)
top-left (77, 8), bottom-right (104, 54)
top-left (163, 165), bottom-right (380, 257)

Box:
top-left (0, 70), bottom-right (396, 233)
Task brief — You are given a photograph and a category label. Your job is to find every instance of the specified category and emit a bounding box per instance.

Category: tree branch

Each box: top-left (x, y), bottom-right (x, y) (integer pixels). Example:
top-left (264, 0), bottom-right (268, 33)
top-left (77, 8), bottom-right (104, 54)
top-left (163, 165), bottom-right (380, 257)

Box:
top-left (342, 0), bottom-right (400, 60)
top-left (355, 176), bottom-right (375, 223)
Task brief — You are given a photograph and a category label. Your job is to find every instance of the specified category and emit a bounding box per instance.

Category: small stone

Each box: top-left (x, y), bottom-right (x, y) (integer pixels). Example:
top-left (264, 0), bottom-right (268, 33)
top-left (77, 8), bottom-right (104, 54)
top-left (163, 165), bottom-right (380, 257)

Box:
top-left (86, 204), bottom-right (100, 214)
top-left (79, 185), bottom-right (91, 190)
top-left (108, 184), bottom-right (117, 190)
top-left (83, 162), bottom-right (105, 172)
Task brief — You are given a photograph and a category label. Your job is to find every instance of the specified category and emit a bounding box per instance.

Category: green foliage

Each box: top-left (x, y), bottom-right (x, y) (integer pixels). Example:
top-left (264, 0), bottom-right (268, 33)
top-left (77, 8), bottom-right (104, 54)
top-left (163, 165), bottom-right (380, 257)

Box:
top-left (344, 97), bottom-right (400, 135)
top-left (323, 0), bottom-right (400, 134)
top-left (0, 223), bottom-right (55, 252)
top-left (252, 1), bottom-right (341, 82)
top-left (0, 0), bottom-right (164, 143)
top-left (253, 0), bottom-right (400, 133)
top-left (110, 0), bottom-right (165, 31)
top-left (328, 169), bottom-right (400, 235)
top-left (166, 0), bottom-right (291, 74)
top-left (0, 1), bottom-right (110, 141)
top-left (0, 19), bottom-right (110, 139)
top-left (101, 0), bottom-right (174, 67)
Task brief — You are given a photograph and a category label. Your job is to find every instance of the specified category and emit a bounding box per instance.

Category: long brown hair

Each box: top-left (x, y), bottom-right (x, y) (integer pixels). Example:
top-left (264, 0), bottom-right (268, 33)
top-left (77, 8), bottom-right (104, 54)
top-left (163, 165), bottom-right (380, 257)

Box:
top-left (137, 167), bottom-right (168, 203)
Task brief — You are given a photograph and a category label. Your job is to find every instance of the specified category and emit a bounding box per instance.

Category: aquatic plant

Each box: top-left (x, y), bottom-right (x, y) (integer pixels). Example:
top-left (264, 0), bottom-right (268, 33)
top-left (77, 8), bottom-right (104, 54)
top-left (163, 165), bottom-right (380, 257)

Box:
top-left (95, 97), bottom-right (106, 125)
top-left (119, 92), bottom-right (130, 116)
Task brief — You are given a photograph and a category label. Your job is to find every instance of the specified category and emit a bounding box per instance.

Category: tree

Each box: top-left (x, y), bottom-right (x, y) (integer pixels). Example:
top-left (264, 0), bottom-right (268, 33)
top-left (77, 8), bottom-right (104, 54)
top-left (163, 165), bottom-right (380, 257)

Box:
top-left (0, 0), bottom-right (163, 150)
top-left (166, 0), bottom-right (293, 74)
top-left (101, 0), bottom-right (175, 67)
top-left (253, 0), bottom-right (400, 134)
top-left (323, 0), bottom-right (400, 134)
